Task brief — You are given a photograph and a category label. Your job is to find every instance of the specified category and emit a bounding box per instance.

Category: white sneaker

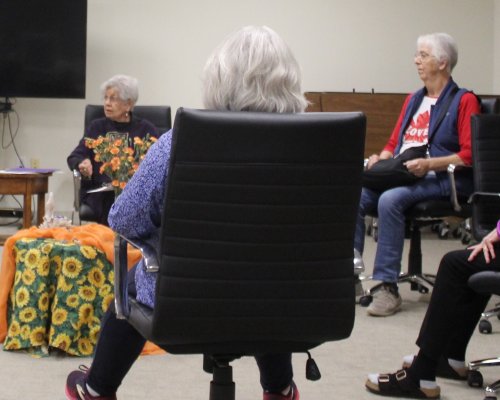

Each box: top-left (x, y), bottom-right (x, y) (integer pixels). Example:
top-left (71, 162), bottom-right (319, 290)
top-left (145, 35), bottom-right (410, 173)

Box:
top-left (367, 285), bottom-right (402, 316)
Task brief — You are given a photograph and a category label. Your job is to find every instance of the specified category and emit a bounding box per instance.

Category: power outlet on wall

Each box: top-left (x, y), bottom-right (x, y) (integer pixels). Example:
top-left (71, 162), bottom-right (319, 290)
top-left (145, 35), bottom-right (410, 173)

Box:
top-left (30, 158), bottom-right (40, 169)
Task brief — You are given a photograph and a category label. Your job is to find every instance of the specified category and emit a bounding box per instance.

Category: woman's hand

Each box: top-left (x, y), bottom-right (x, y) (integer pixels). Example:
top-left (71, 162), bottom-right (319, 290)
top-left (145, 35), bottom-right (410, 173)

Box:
top-left (404, 158), bottom-right (430, 177)
top-left (366, 154), bottom-right (380, 170)
top-left (78, 159), bottom-right (93, 178)
top-left (468, 227), bottom-right (500, 263)
top-left (367, 150), bottom-right (393, 170)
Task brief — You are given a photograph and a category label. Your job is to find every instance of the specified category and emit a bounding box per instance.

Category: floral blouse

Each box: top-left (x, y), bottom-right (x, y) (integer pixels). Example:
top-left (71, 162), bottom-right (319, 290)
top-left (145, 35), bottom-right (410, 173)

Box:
top-left (108, 129), bottom-right (173, 308)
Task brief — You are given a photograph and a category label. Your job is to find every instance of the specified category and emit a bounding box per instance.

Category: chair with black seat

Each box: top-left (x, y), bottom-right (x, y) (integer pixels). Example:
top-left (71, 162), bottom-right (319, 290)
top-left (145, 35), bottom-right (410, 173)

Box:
top-left (113, 108), bottom-right (366, 400)
top-left (468, 113), bottom-right (500, 335)
top-left (73, 104), bottom-right (172, 224)
top-left (359, 97), bottom-right (500, 306)
top-left (467, 272), bottom-right (500, 399)
top-left (455, 113), bottom-right (500, 399)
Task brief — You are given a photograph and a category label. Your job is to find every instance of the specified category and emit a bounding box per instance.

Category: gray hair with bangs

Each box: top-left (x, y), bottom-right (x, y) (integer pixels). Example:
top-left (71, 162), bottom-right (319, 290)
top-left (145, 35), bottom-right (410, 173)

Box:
top-left (202, 26), bottom-right (307, 113)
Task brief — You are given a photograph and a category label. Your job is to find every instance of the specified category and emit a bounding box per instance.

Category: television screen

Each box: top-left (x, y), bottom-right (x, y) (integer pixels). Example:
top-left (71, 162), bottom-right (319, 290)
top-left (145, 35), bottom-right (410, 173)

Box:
top-left (0, 0), bottom-right (87, 99)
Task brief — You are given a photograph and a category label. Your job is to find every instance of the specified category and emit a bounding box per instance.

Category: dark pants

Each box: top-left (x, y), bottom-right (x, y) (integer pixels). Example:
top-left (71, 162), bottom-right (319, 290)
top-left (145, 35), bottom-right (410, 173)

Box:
top-left (81, 190), bottom-right (115, 226)
top-left (416, 246), bottom-right (500, 361)
top-left (87, 268), bottom-right (293, 395)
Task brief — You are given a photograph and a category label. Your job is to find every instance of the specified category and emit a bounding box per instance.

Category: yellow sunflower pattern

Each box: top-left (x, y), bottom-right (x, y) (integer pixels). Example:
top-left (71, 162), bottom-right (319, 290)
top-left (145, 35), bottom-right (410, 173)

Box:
top-left (4, 238), bottom-right (114, 357)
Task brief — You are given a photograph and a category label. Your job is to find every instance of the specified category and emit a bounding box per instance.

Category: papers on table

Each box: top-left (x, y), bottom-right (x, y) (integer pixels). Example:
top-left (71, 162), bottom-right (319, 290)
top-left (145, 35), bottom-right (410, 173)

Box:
top-left (2, 167), bottom-right (58, 174)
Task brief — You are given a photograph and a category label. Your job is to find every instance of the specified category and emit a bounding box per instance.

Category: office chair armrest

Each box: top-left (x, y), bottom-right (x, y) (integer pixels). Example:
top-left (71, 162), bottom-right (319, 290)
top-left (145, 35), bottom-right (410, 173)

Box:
top-left (113, 233), bottom-right (160, 319)
top-left (353, 248), bottom-right (365, 274)
top-left (447, 164), bottom-right (471, 212)
top-left (73, 169), bottom-right (82, 210)
top-left (468, 191), bottom-right (500, 203)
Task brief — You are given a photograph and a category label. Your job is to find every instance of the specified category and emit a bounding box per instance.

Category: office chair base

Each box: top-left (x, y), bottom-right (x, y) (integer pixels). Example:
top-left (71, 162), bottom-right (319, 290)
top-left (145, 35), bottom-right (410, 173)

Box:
top-left (468, 357), bottom-right (500, 389)
top-left (207, 358), bottom-right (236, 400)
top-left (478, 304), bottom-right (500, 334)
top-left (484, 378), bottom-right (500, 400)
top-left (359, 272), bottom-right (436, 307)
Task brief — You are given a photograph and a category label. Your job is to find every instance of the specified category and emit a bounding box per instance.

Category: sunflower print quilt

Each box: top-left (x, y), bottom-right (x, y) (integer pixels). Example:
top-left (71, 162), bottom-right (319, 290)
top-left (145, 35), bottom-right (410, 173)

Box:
top-left (3, 238), bottom-right (114, 357)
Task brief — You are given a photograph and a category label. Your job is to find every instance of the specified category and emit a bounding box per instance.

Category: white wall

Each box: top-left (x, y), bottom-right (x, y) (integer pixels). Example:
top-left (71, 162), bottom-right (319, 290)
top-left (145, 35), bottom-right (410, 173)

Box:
top-left (495, 0), bottom-right (500, 93)
top-left (0, 0), bottom-right (497, 215)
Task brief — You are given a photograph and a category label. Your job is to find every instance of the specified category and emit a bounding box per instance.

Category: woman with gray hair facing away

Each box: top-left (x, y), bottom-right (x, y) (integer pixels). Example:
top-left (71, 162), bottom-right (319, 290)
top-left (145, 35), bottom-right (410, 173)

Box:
top-left (67, 74), bottom-right (157, 225)
top-left (64, 26), bottom-right (305, 400)
top-left (355, 32), bottom-right (480, 317)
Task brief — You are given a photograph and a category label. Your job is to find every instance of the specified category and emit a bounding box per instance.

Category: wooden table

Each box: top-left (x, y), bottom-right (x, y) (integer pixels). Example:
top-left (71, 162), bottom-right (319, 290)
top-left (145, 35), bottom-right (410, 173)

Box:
top-left (0, 172), bottom-right (52, 228)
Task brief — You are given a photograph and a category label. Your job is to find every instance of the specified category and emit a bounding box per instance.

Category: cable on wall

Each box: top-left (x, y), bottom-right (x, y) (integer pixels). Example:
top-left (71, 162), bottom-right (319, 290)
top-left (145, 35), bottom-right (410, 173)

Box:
top-left (1, 98), bottom-right (24, 167)
top-left (0, 98), bottom-right (28, 226)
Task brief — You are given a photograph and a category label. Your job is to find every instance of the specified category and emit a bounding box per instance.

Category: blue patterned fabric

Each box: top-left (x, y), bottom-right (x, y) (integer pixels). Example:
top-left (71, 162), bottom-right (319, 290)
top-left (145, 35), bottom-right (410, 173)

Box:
top-left (108, 129), bottom-right (173, 307)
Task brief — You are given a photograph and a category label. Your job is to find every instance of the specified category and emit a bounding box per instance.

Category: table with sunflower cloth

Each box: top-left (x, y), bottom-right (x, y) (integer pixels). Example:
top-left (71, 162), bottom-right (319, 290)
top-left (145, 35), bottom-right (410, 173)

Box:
top-left (5, 237), bottom-right (115, 356)
top-left (0, 224), bottom-right (163, 357)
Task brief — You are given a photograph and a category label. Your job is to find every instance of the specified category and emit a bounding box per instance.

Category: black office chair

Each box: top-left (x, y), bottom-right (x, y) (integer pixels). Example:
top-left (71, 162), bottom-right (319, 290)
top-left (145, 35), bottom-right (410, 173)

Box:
top-left (113, 108), bottom-right (366, 400)
top-left (468, 113), bottom-right (500, 335)
top-left (450, 112), bottom-right (500, 400)
top-left (360, 98), bottom-right (500, 306)
top-left (467, 271), bottom-right (500, 400)
top-left (467, 272), bottom-right (500, 399)
top-left (73, 105), bottom-right (172, 224)
top-left (83, 104), bottom-right (172, 136)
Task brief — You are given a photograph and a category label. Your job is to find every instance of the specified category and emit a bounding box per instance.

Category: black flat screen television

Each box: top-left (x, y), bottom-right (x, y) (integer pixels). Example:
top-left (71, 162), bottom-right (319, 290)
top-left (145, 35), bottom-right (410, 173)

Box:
top-left (0, 0), bottom-right (87, 100)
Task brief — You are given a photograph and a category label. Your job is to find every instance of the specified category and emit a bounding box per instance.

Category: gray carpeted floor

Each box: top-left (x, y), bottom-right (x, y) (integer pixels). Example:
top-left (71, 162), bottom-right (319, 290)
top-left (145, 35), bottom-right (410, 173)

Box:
top-left (0, 227), bottom-right (499, 400)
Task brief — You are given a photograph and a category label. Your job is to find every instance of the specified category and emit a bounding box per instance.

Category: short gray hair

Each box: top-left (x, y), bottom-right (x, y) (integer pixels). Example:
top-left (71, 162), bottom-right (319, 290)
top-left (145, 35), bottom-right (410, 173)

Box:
top-left (100, 74), bottom-right (139, 107)
top-left (417, 33), bottom-right (458, 73)
top-left (202, 26), bottom-right (307, 113)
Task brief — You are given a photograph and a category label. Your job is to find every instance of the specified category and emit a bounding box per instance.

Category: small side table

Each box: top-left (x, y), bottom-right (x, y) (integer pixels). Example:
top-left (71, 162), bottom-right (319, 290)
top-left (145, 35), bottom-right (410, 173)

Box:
top-left (0, 171), bottom-right (53, 228)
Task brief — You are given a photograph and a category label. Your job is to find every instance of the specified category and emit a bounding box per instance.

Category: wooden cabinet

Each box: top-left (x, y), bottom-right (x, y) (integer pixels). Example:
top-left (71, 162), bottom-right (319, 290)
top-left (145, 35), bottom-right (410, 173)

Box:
top-left (305, 92), bottom-right (407, 157)
top-left (305, 91), bottom-right (500, 158)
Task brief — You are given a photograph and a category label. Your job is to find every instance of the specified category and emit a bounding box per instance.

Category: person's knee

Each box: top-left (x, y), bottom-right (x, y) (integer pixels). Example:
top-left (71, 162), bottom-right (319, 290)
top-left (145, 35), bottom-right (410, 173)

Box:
top-left (437, 249), bottom-right (470, 279)
top-left (440, 249), bottom-right (468, 267)
top-left (377, 191), bottom-right (401, 217)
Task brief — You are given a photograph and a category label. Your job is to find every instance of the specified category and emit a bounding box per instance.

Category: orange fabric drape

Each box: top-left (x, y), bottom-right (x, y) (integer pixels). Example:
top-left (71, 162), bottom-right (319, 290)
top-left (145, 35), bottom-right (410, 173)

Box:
top-left (0, 223), bottom-right (164, 355)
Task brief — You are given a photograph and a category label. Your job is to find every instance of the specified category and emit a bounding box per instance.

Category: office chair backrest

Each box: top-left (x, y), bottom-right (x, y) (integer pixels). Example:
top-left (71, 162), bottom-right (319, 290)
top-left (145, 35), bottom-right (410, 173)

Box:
top-left (471, 113), bottom-right (500, 241)
top-left (84, 104), bottom-right (172, 136)
top-left (137, 108), bottom-right (366, 355)
top-left (481, 97), bottom-right (500, 115)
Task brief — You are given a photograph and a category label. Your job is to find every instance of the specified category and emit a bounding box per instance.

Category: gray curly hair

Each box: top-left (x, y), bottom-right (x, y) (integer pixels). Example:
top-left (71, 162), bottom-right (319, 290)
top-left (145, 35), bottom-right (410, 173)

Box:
top-left (202, 26), bottom-right (307, 113)
top-left (100, 74), bottom-right (139, 107)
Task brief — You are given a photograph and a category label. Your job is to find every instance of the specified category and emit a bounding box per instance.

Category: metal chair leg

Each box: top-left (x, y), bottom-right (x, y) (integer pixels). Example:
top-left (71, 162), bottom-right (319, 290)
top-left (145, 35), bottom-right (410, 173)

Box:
top-left (484, 378), bottom-right (500, 400)
top-left (468, 357), bottom-right (500, 390)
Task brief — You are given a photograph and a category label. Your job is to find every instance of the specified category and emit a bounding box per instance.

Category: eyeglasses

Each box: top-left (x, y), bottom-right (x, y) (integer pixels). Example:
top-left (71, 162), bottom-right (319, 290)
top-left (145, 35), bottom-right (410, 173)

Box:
top-left (104, 95), bottom-right (121, 103)
top-left (414, 51), bottom-right (434, 61)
